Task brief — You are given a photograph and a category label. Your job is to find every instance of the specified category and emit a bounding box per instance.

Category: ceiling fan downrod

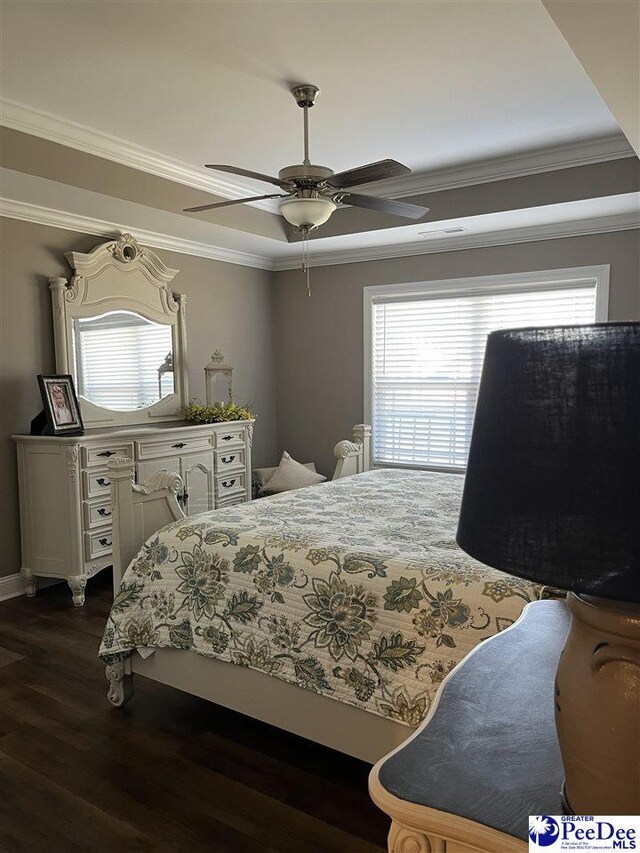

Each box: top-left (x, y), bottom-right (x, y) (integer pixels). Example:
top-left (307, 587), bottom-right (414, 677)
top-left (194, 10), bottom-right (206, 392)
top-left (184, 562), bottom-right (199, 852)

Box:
top-left (291, 85), bottom-right (319, 169)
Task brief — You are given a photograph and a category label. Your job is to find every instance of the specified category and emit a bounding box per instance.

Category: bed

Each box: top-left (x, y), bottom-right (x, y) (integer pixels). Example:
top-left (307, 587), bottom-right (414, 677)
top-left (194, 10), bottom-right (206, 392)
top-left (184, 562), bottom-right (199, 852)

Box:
top-left (102, 425), bottom-right (548, 762)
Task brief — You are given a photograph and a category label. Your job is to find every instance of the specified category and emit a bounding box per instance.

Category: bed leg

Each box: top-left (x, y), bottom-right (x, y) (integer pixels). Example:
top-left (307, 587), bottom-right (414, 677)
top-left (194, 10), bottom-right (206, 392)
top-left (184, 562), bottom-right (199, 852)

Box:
top-left (106, 660), bottom-right (134, 708)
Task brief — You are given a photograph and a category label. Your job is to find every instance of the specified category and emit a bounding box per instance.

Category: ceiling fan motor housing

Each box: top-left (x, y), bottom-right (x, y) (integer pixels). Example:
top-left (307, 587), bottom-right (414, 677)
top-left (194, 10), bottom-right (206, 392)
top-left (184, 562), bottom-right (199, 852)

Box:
top-left (278, 164), bottom-right (334, 185)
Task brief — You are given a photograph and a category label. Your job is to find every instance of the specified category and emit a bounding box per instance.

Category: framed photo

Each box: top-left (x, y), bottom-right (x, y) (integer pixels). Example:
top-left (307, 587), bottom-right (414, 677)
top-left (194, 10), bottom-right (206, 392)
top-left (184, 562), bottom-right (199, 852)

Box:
top-left (36, 374), bottom-right (84, 435)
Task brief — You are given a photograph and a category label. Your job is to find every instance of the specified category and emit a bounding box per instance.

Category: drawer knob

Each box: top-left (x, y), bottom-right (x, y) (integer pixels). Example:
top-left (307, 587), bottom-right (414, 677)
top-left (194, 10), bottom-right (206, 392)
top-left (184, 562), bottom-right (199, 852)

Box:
top-left (221, 455), bottom-right (236, 464)
top-left (222, 478), bottom-right (236, 489)
top-left (97, 450), bottom-right (115, 458)
top-left (98, 537), bottom-right (112, 547)
top-left (222, 435), bottom-right (232, 441)
top-left (97, 507), bottom-right (111, 517)
top-left (96, 477), bottom-right (110, 487)
top-left (172, 442), bottom-right (186, 449)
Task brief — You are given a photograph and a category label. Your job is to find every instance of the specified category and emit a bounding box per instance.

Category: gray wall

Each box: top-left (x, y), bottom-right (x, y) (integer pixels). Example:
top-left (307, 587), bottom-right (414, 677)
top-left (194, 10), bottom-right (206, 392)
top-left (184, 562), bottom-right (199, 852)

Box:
top-left (2, 219), bottom-right (639, 580)
top-left (0, 217), bottom-right (277, 578)
top-left (274, 230), bottom-right (640, 477)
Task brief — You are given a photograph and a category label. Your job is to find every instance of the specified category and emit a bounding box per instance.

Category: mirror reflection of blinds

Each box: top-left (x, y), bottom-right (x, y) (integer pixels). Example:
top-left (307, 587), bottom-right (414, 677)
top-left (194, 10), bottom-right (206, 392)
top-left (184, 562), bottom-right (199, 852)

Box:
top-left (74, 312), bottom-right (174, 411)
top-left (371, 282), bottom-right (597, 471)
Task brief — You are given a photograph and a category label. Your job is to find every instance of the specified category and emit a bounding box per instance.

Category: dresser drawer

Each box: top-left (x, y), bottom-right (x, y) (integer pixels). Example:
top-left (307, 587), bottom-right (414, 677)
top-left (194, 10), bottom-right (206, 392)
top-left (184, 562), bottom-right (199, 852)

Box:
top-left (212, 426), bottom-right (246, 448)
top-left (215, 470), bottom-right (246, 500)
top-left (136, 435), bottom-right (212, 461)
top-left (82, 468), bottom-right (113, 499)
top-left (82, 442), bottom-right (134, 468)
top-left (83, 499), bottom-right (113, 529)
top-left (217, 493), bottom-right (248, 509)
top-left (84, 529), bottom-right (113, 561)
top-left (214, 447), bottom-right (245, 473)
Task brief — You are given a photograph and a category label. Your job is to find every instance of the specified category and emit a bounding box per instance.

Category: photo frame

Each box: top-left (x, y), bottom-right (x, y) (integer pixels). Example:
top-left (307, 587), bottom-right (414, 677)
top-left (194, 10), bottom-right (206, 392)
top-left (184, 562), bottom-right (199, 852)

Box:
top-left (34, 374), bottom-right (84, 436)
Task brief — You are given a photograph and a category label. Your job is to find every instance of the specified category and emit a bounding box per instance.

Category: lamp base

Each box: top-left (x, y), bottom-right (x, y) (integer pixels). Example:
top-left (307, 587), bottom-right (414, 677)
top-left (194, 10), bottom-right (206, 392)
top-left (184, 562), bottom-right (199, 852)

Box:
top-left (555, 593), bottom-right (640, 814)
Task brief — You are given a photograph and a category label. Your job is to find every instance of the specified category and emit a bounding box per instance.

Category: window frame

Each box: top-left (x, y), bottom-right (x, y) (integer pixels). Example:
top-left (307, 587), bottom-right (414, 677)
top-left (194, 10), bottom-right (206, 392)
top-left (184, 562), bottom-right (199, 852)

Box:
top-left (363, 265), bottom-right (610, 473)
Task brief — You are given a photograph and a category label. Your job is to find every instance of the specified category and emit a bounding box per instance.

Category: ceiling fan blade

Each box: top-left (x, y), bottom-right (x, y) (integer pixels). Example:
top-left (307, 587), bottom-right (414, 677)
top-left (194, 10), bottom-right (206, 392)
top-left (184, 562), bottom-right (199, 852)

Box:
top-left (336, 192), bottom-right (429, 220)
top-left (183, 193), bottom-right (290, 213)
top-left (205, 164), bottom-right (293, 189)
top-left (325, 159), bottom-right (411, 189)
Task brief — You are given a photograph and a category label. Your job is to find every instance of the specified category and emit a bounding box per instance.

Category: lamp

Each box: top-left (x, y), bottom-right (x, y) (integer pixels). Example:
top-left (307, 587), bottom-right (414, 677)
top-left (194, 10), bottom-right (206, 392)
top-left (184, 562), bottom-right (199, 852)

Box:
top-left (456, 322), bottom-right (640, 815)
top-left (279, 195), bottom-right (337, 229)
top-left (279, 195), bottom-right (337, 298)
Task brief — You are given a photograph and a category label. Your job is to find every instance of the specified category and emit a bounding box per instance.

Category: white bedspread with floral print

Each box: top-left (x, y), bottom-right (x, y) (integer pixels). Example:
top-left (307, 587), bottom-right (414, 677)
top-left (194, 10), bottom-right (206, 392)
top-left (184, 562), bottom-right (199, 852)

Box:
top-left (100, 469), bottom-right (547, 727)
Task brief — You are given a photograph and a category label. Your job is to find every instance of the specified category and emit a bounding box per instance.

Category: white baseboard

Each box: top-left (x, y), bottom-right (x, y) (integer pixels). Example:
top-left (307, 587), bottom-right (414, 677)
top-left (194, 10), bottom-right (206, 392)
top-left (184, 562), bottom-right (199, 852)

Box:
top-left (0, 572), bottom-right (26, 601)
top-left (0, 572), bottom-right (63, 601)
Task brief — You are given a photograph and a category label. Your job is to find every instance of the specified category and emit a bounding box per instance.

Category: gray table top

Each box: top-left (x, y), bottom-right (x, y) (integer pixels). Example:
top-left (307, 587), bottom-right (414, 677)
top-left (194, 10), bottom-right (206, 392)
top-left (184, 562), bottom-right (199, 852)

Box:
top-left (378, 599), bottom-right (569, 841)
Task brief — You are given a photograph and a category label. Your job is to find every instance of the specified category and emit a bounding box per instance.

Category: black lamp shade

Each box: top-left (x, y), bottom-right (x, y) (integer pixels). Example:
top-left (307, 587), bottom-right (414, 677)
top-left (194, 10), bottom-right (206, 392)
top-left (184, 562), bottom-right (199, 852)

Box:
top-left (456, 322), bottom-right (640, 603)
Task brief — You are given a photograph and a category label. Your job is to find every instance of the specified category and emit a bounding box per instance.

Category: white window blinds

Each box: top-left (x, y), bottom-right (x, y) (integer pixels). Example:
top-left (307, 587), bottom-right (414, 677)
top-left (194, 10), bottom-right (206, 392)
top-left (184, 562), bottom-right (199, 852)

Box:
top-left (73, 311), bottom-right (174, 411)
top-left (369, 278), bottom-right (599, 471)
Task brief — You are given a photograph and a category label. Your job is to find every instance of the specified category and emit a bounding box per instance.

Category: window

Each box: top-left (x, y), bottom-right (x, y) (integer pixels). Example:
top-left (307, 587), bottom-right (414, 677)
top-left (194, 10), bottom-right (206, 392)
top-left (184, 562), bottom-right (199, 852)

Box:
top-left (365, 266), bottom-right (608, 472)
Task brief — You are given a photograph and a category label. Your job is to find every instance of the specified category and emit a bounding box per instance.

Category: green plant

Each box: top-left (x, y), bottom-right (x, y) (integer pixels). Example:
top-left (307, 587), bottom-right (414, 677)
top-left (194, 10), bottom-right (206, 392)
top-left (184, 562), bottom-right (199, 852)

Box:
top-left (184, 401), bottom-right (254, 424)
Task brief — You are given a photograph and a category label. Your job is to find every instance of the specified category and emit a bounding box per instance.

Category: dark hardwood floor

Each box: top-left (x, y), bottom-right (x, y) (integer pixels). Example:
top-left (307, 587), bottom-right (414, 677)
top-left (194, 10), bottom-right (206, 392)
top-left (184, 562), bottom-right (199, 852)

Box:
top-left (0, 572), bottom-right (389, 852)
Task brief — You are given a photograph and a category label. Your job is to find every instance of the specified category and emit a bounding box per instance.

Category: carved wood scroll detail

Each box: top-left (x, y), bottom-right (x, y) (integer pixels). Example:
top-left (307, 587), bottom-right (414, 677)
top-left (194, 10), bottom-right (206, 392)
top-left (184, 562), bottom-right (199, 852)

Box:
top-left (334, 439), bottom-right (362, 459)
top-left (66, 275), bottom-right (83, 302)
top-left (50, 279), bottom-right (66, 319)
top-left (133, 470), bottom-right (183, 496)
top-left (388, 822), bottom-right (435, 853)
top-left (66, 445), bottom-right (79, 482)
top-left (109, 233), bottom-right (143, 264)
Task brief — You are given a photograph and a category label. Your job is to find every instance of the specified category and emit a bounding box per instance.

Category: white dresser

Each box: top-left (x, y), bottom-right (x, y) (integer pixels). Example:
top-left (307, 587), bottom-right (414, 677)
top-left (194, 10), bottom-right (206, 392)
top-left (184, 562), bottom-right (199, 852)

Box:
top-left (13, 419), bottom-right (253, 605)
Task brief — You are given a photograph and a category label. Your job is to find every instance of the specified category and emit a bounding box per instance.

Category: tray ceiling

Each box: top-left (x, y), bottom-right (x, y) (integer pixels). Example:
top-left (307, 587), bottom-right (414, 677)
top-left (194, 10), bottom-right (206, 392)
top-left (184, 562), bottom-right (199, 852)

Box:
top-left (1, 0), bottom-right (624, 176)
top-left (1, 0), bottom-right (637, 266)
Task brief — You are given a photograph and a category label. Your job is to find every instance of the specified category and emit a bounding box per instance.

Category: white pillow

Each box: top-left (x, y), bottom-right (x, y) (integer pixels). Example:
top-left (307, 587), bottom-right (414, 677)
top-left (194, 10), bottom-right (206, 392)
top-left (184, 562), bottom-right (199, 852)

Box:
top-left (254, 461), bottom-right (318, 488)
top-left (261, 452), bottom-right (326, 494)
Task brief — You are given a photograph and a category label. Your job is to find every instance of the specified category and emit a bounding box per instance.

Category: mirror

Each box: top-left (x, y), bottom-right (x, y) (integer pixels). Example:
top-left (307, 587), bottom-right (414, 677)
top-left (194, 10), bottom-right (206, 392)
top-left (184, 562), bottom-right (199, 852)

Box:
top-left (73, 311), bottom-right (174, 411)
top-left (51, 235), bottom-right (187, 427)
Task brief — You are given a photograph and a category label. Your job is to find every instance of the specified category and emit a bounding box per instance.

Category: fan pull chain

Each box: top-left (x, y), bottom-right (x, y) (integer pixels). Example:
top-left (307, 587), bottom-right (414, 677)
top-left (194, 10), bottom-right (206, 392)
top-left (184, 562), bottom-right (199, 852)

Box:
top-left (300, 227), bottom-right (312, 297)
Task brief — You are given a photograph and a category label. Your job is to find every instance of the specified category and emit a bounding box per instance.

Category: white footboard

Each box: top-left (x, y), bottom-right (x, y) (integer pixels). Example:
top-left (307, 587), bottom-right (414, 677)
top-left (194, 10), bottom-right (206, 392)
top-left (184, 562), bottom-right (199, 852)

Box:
top-left (108, 458), bottom-right (185, 590)
top-left (108, 424), bottom-right (371, 593)
top-left (332, 423), bottom-right (372, 479)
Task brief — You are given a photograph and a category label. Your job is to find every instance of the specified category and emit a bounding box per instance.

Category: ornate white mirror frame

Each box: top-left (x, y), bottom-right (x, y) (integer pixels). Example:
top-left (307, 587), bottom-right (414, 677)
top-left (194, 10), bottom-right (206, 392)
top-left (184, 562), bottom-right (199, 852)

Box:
top-left (49, 234), bottom-right (189, 428)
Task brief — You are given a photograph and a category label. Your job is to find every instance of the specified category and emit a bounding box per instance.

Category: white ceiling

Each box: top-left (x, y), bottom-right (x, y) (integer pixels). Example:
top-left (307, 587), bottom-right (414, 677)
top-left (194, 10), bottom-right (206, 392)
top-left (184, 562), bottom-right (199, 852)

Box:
top-left (0, 0), bottom-right (623, 179)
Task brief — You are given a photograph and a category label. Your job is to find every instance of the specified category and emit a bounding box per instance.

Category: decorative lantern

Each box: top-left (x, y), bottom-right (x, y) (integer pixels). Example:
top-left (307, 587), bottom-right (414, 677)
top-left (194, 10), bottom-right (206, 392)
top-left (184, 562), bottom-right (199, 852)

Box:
top-left (157, 351), bottom-right (174, 398)
top-left (204, 349), bottom-right (233, 405)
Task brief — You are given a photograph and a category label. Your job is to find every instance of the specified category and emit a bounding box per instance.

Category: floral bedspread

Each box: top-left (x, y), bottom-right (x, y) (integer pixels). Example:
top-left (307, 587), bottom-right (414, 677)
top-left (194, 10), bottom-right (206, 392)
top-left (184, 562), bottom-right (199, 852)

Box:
top-left (100, 469), bottom-right (546, 727)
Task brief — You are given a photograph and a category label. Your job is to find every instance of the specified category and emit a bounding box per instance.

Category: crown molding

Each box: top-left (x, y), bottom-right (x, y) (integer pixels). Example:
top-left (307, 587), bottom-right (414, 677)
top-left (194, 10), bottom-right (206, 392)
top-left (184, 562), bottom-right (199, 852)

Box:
top-left (2, 197), bottom-right (637, 273)
top-left (359, 135), bottom-right (637, 199)
top-left (0, 197), bottom-right (274, 270)
top-left (0, 99), bottom-right (280, 213)
top-left (2, 99), bottom-right (636, 214)
top-left (272, 211), bottom-right (640, 269)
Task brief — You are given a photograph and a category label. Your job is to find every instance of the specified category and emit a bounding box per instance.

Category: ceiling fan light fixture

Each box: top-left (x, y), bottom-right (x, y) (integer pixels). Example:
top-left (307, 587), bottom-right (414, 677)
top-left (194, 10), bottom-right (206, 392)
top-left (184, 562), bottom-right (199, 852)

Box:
top-left (279, 196), bottom-right (337, 229)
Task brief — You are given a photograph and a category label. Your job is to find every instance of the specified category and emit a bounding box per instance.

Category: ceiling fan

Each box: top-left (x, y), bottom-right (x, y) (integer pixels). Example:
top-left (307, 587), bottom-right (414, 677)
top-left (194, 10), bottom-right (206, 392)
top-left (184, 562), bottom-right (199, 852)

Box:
top-left (183, 84), bottom-right (430, 231)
